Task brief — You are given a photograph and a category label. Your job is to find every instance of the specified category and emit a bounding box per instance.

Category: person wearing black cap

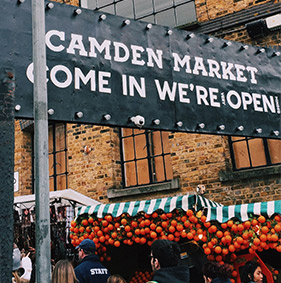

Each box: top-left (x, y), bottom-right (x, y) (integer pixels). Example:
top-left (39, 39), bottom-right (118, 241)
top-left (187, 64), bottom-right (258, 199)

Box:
top-left (147, 239), bottom-right (190, 283)
top-left (74, 239), bottom-right (110, 283)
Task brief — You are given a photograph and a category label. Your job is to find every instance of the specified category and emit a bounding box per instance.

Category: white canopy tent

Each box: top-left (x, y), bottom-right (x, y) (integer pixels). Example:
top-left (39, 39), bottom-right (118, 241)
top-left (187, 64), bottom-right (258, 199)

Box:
top-left (14, 188), bottom-right (100, 210)
top-left (14, 189), bottom-right (101, 225)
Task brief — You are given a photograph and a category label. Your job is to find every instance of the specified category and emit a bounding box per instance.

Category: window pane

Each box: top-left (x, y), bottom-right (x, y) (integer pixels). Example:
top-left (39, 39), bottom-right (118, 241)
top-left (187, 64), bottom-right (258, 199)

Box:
top-left (48, 127), bottom-right (53, 153)
top-left (156, 9), bottom-right (176, 27)
top-left (116, 0), bottom-right (134, 18)
top-left (248, 139), bottom-right (266, 167)
top-left (97, 0), bottom-right (113, 7)
top-left (100, 5), bottom-right (115, 14)
top-left (137, 160), bottom-right (149, 185)
top-left (57, 175), bottom-right (67, 190)
top-left (135, 134), bottom-right (147, 159)
top-left (49, 177), bottom-right (54, 191)
top-left (174, 0), bottom-right (189, 4)
top-left (162, 132), bottom-right (170, 153)
top-left (49, 154), bottom-right (54, 176)
top-left (176, 2), bottom-right (197, 26)
top-left (123, 137), bottom-right (134, 161)
top-left (154, 0), bottom-right (173, 12)
top-left (122, 128), bottom-right (133, 137)
top-left (164, 155), bottom-right (173, 180)
top-left (125, 162), bottom-right (137, 187)
top-left (134, 0), bottom-right (153, 18)
top-left (141, 15), bottom-right (155, 24)
top-left (56, 124), bottom-right (66, 151)
top-left (84, 0), bottom-right (97, 9)
top-left (134, 129), bottom-right (145, 135)
top-left (56, 152), bottom-right (66, 174)
top-left (152, 131), bottom-right (162, 155)
top-left (231, 136), bottom-right (245, 141)
top-left (268, 139), bottom-right (281, 164)
top-left (232, 141), bottom-right (250, 169)
top-left (154, 156), bottom-right (165, 182)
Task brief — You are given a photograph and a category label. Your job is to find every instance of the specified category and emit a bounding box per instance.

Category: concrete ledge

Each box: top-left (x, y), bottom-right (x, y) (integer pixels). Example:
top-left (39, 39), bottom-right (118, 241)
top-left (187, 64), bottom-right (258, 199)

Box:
top-left (219, 165), bottom-right (281, 182)
top-left (107, 178), bottom-right (180, 199)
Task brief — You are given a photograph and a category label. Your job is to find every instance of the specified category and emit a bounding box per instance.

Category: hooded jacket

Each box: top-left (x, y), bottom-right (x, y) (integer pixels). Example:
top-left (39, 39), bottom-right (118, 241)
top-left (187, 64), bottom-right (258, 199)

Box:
top-left (74, 254), bottom-right (110, 283)
top-left (148, 265), bottom-right (190, 283)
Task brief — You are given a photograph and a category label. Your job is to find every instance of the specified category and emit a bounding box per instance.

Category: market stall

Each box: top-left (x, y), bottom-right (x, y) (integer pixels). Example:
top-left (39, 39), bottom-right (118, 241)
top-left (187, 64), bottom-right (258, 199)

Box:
top-left (72, 194), bottom-right (222, 282)
top-left (13, 189), bottom-right (100, 261)
top-left (71, 195), bottom-right (281, 283)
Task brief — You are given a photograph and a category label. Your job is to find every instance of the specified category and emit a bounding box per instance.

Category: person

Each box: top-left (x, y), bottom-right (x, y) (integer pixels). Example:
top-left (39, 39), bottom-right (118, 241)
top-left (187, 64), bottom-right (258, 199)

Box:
top-left (74, 239), bottom-right (110, 283)
top-left (240, 261), bottom-right (264, 283)
top-left (52, 259), bottom-right (78, 283)
top-left (202, 261), bottom-right (232, 283)
top-left (107, 274), bottom-right (127, 283)
top-left (147, 239), bottom-right (189, 283)
top-left (13, 243), bottom-right (22, 272)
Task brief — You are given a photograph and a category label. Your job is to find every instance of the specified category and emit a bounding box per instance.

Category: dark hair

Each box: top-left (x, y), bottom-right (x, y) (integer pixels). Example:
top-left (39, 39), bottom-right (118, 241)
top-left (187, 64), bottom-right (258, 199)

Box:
top-left (202, 261), bottom-right (232, 280)
top-left (240, 261), bottom-right (260, 283)
top-left (150, 239), bottom-right (181, 268)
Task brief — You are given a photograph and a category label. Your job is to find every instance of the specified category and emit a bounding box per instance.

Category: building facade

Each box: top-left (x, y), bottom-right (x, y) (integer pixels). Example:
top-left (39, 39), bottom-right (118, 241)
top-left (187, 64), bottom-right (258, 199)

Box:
top-left (14, 0), bottom-right (281, 205)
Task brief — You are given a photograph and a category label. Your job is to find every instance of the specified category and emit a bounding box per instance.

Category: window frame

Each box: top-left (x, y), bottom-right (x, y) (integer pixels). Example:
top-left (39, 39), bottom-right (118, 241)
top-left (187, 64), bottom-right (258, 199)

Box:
top-left (228, 136), bottom-right (280, 171)
top-left (119, 128), bottom-right (172, 188)
top-left (80, 0), bottom-right (197, 28)
top-left (48, 123), bottom-right (68, 191)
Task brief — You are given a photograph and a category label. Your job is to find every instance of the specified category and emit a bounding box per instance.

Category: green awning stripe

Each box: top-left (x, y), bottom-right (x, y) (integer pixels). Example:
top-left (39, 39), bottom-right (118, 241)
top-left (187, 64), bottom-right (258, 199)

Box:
top-left (75, 194), bottom-right (222, 219)
top-left (206, 200), bottom-right (281, 223)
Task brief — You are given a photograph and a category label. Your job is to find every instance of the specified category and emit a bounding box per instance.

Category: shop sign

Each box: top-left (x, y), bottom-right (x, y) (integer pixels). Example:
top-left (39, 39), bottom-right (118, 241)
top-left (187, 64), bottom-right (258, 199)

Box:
top-left (1, 0), bottom-right (280, 138)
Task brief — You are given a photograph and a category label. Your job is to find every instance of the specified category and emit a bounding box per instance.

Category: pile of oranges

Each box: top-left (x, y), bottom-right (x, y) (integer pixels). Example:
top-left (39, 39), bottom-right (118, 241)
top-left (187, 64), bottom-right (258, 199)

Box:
top-left (202, 214), bottom-right (281, 264)
top-left (129, 271), bottom-right (153, 283)
top-left (70, 208), bottom-right (281, 282)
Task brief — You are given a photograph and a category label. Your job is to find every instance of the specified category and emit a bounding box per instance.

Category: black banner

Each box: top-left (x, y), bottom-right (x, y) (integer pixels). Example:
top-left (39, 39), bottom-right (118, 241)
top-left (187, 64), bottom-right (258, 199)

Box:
top-left (1, 0), bottom-right (280, 138)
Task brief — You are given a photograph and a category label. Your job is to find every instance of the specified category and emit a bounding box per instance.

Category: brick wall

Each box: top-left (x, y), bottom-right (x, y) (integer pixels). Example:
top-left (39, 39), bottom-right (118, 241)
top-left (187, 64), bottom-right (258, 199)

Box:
top-left (14, 120), bottom-right (33, 196)
top-left (67, 124), bottom-right (122, 201)
top-left (13, 0), bottom-right (281, 205)
top-left (195, 0), bottom-right (277, 22)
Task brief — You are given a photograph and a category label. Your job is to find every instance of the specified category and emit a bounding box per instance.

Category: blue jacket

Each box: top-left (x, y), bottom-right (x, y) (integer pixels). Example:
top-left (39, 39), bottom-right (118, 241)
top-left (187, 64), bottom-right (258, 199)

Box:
top-left (74, 254), bottom-right (110, 283)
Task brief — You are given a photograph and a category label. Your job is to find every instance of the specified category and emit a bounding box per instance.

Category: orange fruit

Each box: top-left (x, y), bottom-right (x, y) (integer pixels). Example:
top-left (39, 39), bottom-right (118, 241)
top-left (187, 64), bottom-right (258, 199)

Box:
top-left (204, 247), bottom-right (211, 255)
top-left (214, 246), bottom-right (222, 254)
top-left (114, 240), bottom-right (120, 247)
top-left (258, 216), bottom-right (266, 223)
top-left (228, 245), bottom-right (235, 253)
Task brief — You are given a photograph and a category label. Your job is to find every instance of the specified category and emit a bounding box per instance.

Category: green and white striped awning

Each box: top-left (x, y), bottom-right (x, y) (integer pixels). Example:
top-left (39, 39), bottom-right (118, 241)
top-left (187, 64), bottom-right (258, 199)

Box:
top-left (75, 194), bottom-right (222, 219)
top-left (206, 200), bottom-right (281, 223)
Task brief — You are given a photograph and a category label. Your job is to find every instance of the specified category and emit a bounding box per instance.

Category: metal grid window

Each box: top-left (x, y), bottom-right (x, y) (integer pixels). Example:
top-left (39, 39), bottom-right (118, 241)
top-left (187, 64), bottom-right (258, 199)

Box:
top-left (120, 128), bottom-right (173, 188)
top-left (80, 0), bottom-right (197, 28)
top-left (229, 136), bottom-right (281, 170)
top-left (48, 123), bottom-right (68, 191)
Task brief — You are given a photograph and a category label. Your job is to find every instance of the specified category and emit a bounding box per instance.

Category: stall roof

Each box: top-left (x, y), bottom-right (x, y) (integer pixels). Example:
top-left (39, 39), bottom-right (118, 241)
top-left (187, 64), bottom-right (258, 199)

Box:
top-left (14, 189), bottom-right (100, 210)
top-left (206, 200), bottom-right (281, 223)
top-left (76, 194), bottom-right (223, 219)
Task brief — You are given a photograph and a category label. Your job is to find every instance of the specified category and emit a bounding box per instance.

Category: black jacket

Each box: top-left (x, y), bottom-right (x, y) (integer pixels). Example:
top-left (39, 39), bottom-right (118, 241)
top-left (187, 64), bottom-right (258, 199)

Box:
top-left (211, 278), bottom-right (232, 283)
top-left (149, 265), bottom-right (190, 283)
top-left (74, 254), bottom-right (110, 283)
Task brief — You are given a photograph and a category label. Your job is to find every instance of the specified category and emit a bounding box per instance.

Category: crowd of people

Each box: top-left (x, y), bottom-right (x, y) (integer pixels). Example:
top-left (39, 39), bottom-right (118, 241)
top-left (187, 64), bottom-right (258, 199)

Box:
top-left (12, 238), bottom-right (268, 283)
